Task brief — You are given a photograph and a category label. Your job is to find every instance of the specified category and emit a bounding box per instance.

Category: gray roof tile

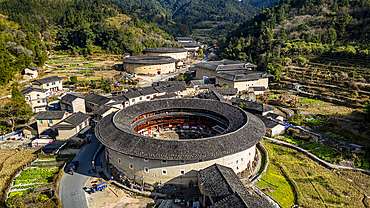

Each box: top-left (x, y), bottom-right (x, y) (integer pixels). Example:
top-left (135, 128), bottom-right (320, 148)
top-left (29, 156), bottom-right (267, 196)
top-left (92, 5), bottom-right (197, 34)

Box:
top-left (20, 87), bottom-right (48, 95)
top-left (32, 76), bottom-right (62, 85)
top-left (216, 70), bottom-right (273, 81)
top-left (84, 94), bottom-right (112, 106)
top-left (54, 112), bottom-right (90, 128)
top-left (95, 99), bottom-right (265, 160)
top-left (35, 111), bottom-right (66, 120)
top-left (142, 47), bottom-right (187, 53)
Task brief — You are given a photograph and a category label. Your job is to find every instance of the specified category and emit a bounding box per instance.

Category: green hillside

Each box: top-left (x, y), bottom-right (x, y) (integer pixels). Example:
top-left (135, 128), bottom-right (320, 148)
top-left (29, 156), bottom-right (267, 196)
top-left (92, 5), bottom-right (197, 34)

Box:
top-left (219, 0), bottom-right (370, 75)
top-left (114, 0), bottom-right (260, 38)
top-left (0, 15), bottom-right (47, 85)
top-left (0, 0), bottom-right (177, 85)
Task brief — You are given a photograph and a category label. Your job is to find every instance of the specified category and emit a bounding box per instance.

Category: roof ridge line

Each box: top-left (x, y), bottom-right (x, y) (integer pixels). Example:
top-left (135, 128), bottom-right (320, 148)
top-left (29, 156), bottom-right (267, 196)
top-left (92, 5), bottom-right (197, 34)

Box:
top-left (235, 191), bottom-right (250, 207)
top-left (215, 164), bottom-right (235, 194)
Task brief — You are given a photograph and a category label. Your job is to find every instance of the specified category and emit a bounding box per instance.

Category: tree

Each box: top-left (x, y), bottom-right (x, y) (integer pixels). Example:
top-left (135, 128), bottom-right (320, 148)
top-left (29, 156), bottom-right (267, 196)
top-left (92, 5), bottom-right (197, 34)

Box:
top-left (328, 28), bottom-right (337, 45)
top-left (37, 51), bottom-right (48, 67)
top-left (0, 86), bottom-right (33, 132)
top-left (70, 76), bottom-right (78, 84)
top-left (179, 24), bottom-right (189, 36)
top-left (266, 63), bottom-right (283, 82)
top-left (332, 0), bottom-right (339, 11)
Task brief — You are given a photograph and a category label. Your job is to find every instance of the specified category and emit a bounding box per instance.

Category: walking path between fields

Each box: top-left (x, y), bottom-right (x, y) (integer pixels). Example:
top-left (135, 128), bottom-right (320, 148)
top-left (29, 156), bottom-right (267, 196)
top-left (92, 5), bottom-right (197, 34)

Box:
top-left (266, 137), bottom-right (370, 174)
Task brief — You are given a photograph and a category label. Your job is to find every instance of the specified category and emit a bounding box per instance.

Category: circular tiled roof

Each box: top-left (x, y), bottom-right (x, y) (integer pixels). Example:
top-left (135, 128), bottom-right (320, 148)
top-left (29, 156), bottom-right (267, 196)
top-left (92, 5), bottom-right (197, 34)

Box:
top-left (142, 47), bottom-right (187, 53)
top-left (122, 56), bottom-right (177, 64)
top-left (95, 99), bottom-right (265, 160)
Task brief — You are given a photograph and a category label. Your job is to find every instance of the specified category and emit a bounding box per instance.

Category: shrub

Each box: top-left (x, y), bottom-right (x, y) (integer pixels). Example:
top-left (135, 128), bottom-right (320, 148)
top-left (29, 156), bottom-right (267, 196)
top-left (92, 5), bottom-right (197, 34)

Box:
top-left (70, 76), bottom-right (77, 84)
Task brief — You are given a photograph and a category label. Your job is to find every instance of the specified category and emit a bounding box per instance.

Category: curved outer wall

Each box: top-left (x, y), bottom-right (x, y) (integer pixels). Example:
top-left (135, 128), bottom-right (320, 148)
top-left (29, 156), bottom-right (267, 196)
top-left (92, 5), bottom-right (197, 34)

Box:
top-left (123, 62), bottom-right (176, 75)
top-left (143, 51), bottom-right (187, 60)
top-left (107, 146), bottom-right (256, 185)
top-left (96, 99), bottom-right (265, 185)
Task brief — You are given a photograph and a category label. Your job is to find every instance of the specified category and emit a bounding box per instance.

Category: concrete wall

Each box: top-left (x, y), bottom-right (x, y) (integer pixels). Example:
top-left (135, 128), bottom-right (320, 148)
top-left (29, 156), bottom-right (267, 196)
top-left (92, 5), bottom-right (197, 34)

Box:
top-left (124, 62), bottom-right (176, 75)
top-left (126, 96), bottom-right (145, 106)
top-left (72, 98), bottom-right (86, 113)
top-left (60, 98), bottom-right (86, 113)
top-left (143, 52), bottom-right (187, 60)
top-left (107, 145), bottom-right (256, 186)
top-left (37, 117), bottom-right (66, 134)
top-left (24, 91), bottom-right (48, 112)
top-left (270, 125), bottom-right (286, 137)
top-left (58, 119), bottom-right (89, 140)
top-left (24, 69), bottom-right (38, 79)
top-left (58, 127), bottom-right (77, 140)
top-left (216, 78), bottom-right (269, 92)
top-left (195, 68), bottom-right (217, 80)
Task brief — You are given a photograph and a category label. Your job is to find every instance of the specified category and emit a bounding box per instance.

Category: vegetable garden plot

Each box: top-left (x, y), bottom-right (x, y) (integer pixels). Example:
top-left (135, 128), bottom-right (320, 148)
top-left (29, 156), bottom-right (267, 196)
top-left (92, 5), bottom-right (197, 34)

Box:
top-left (9, 164), bottom-right (59, 198)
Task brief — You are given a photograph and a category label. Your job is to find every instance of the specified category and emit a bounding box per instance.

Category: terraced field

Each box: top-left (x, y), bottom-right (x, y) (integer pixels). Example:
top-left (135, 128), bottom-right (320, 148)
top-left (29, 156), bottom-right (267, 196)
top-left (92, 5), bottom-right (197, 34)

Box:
top-left (0, 150), bottom-right (35, 201)
top-left (256, 142), bottom-right (366, 208)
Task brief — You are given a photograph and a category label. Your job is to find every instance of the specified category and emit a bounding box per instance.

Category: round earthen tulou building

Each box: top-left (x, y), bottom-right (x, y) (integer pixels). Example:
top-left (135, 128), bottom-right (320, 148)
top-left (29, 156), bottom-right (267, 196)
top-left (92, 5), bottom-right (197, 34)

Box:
top-left (142, 47), bottom-right (188, 60)
top-left (122, 55), bottom-right (177, 75)
top-left (95, 99), bottom-right (266, 185)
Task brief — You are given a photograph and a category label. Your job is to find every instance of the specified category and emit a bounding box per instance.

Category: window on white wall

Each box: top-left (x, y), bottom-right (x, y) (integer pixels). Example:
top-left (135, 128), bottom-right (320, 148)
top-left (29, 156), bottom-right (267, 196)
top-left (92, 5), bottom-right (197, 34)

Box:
top-left (162, 170), bottom-right (167, 175)
top-left (144, 158), bottom-right (149, 162)
top-left (144, 167), bottom-right (149, 173)
top-left (118, 158), bottom-right (121, 164)
top-left (180, 160), bottom-right (185, 164)
top-left (161, 160), bottom-right (167, 164)
top-left (129, 163), bottom-right (134, 169)
top-left (180, 170), bottom-right (185, 175)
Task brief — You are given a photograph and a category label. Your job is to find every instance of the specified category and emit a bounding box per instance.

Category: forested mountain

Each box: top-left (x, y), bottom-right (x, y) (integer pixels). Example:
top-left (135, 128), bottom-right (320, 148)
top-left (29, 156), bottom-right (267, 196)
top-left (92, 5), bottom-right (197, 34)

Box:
top-left (114, 0), bottom-right (260, 38)
top-left (245, 0), bottom-right (278, 8)
top-left (0, 0), bottom-right (176, 85)
top-left (219, 0), bottom-right (370, 78)
top-left (116, 0), bottom-right (259, 23)
top-left (0, 15), bottom-right (47, 85)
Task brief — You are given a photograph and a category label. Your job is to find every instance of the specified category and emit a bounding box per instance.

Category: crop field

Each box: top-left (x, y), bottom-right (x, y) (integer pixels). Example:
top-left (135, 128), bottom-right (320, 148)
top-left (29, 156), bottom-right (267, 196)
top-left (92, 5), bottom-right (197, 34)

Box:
top-left (5, 157), bottom-right (64, 207)
top-left (256, 142), bottom-right (366, 208)
top-left (0, 150), bottom-right (35, 200)
top-left (280, 55), bottom-right (370, 108)
top-left (9, 166), bottom-right (59, 197)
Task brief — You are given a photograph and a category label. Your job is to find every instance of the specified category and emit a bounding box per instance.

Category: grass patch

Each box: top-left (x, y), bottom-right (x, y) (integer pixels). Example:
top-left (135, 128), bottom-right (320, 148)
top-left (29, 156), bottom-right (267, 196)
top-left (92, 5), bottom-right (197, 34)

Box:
top-left (311, 146), bottom-right (338, 162)
top-left (300, 98), bottom-right (324, 103)
top-left (255, 162), bottom-right (296, 207)
top-left (33, 160), bottom-right (58, 164)
top-left (257, 142), bottom-right (364, 207)
top-left (269, 94), bottom-right (280, 99)
top-left (301, 142), bottom-right (323, 151)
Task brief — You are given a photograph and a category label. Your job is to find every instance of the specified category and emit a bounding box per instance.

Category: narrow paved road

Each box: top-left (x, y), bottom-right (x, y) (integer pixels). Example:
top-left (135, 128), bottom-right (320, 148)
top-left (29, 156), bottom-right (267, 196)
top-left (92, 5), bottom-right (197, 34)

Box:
top-left (59, 134), bottom-right (101, 208)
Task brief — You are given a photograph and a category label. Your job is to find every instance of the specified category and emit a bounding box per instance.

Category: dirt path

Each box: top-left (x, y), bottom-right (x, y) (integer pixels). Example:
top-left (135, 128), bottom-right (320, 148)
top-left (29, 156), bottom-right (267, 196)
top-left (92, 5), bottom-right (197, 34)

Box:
top-left (86, 176), bottom-right (155, 208)
top-left (267, 137), bottom-right (370, 174)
